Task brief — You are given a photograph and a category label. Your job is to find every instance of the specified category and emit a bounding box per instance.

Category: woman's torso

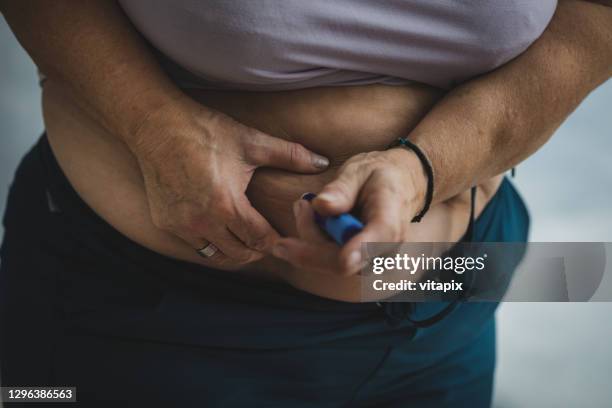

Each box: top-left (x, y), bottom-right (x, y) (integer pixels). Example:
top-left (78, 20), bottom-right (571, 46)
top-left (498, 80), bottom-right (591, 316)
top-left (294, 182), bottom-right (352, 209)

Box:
top-left (44, 81), bottom-right (504, 302)
top-left (41, 0), bottom-right (554, 301)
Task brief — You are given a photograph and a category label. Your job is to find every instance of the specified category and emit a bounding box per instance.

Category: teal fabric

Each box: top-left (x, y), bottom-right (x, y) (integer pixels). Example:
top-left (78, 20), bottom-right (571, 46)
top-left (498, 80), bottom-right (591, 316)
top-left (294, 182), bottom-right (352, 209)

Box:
top-left (353, 178), bottom-right (530, 407)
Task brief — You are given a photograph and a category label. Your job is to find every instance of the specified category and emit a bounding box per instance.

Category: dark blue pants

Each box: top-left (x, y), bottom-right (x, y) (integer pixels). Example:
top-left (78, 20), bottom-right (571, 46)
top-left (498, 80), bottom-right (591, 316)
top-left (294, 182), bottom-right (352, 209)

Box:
top-left (0, 136), bottom-right (529, 407)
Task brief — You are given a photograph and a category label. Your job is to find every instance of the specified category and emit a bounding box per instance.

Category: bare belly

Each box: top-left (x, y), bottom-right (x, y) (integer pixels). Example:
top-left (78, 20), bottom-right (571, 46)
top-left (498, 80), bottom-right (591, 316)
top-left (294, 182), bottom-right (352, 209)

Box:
top-left (43, 81), bottom-right (502, 302)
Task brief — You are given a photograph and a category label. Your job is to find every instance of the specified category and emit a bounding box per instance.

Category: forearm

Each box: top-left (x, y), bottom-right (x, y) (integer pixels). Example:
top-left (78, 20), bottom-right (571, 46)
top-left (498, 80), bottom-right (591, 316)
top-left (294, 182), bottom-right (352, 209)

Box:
top-left (410, 0), bottom-right (612, 203)
top-left (0, 0), bottom-right (184, 149)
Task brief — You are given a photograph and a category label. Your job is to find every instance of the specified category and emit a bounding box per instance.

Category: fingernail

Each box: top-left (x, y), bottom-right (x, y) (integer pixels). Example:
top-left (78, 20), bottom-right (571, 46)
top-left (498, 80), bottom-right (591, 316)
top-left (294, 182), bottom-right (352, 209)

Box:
top-left (301, 192), bottom-right (316, 201)
top-left (347, 250), bottom-right (362, 270)
top-left (317, 192), bottom-right (336, 202)
top-left (313, 155), bottom-right (329, 169)
top-left (272, 244), bottom-right (288, 260)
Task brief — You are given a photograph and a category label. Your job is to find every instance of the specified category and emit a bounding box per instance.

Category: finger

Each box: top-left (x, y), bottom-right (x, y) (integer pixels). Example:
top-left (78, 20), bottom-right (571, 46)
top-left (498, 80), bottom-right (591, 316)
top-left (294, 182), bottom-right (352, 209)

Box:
top-left (293, 199), bottom-right (329, 243)
top-left (172, 231), bottom-right (209, 254)
top-left (206, 225), bottom-right (264, 264)
top-left (272, 237), bottom-right (342, 274)
top-left (172, 232), bottom-right (231, 265)
top-left (244, 131), bottom-right (329, 173)
top-left (340, 180), bottom-right (405, 274)
top-left (339, 221), bottom-right (402, 274)
top-left (312, 163), bottom-right (371, 216)
top-left (228, 197), bottom-right (279, 252)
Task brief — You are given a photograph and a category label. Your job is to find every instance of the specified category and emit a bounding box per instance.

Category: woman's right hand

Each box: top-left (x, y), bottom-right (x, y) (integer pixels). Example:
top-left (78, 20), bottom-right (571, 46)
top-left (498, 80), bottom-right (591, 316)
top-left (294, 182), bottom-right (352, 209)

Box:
top-left (128, 96), bottom-right (330, 269)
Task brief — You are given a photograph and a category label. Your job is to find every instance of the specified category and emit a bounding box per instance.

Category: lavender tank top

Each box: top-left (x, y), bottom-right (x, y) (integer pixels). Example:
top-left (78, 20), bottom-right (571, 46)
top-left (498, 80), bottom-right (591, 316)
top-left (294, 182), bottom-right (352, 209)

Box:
top-left (119, 0), bottom-right (557, 90)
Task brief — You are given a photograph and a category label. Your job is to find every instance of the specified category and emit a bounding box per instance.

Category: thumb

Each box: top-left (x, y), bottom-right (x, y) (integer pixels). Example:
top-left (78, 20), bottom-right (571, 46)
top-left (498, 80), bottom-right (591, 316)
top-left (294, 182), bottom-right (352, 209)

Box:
top-left (313, 166), bottom-right (371, 215)
top-left (244, 131), bottom-right (329, 173)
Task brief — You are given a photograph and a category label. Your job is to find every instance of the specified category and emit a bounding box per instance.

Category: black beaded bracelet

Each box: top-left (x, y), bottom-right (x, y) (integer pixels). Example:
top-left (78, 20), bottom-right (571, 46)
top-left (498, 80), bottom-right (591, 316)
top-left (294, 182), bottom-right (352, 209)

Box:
top-left (387, 137), bottom-right (434, 223)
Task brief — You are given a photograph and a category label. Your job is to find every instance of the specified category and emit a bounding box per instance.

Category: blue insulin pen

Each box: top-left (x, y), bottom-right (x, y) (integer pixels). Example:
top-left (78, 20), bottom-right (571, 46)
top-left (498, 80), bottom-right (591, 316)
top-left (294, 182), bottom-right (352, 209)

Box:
top-left (301, 192), bottom-right (364, 246)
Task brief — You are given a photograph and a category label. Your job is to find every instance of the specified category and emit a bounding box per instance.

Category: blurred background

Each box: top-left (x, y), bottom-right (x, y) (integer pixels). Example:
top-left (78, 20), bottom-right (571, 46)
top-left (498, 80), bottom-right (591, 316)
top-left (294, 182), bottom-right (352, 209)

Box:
top-left (1, 17), bottom-right (611, 408)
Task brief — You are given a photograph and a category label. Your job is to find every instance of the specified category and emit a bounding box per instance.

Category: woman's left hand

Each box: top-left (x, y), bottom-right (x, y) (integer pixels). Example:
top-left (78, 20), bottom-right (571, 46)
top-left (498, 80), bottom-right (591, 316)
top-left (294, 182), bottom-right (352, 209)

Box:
top-left (272, 148), bottom-right (428, 275)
